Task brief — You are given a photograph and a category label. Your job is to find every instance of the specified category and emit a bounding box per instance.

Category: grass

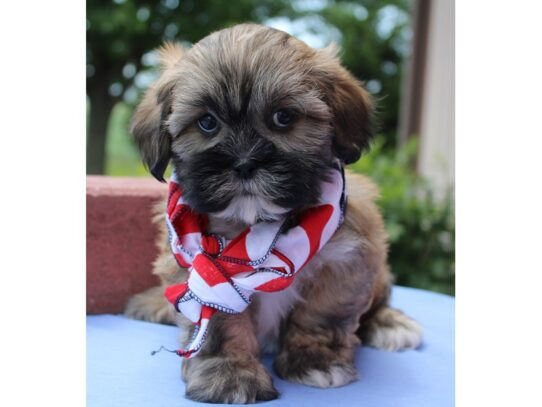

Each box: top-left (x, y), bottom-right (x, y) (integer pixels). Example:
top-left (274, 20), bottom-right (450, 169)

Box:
top-left (105, 102), bottom-right (148, 176)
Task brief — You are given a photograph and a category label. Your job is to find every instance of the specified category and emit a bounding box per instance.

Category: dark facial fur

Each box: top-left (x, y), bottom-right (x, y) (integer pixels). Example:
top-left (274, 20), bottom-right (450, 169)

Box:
top-left (170, 126), bottom-right (333, 216)
top-left (131, 24), bottom-right (374, 224)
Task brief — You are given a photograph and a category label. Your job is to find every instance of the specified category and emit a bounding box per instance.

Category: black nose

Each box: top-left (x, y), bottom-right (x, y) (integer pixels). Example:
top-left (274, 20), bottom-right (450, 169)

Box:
top-left (234, 159), bottom-right (258, 179)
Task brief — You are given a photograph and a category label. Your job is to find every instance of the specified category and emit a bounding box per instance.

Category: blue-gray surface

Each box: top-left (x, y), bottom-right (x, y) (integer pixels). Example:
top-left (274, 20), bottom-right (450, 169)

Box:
top-left (87, 286), bottom-right (454, 406)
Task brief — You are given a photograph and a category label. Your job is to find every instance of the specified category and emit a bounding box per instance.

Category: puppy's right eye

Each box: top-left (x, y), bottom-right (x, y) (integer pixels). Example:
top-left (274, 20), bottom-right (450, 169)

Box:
top-left (197, 114), bottom-right (219, 135)
top-left (272, 109), bottom-right (295, 128)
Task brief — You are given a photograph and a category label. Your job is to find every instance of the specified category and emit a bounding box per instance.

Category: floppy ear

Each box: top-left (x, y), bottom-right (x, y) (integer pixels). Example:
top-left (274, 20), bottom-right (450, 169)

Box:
top-left (130, 43), bottom-right (183, 182)
top-left (314, 45), bottom-right (374, 165)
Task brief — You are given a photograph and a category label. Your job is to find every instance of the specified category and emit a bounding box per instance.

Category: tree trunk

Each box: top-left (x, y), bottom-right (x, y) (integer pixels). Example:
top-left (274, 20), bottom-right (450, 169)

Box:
top-left (87, 78), bottom-right (115, 174)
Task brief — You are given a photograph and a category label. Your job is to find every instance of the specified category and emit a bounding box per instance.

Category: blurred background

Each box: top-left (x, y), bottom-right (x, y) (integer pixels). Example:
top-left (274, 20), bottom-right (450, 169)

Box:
top-left (87, 0), bottom-right (454, 295)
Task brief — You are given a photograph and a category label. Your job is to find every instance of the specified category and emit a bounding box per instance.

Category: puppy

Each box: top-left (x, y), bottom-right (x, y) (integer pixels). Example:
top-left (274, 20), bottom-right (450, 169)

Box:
top-left (125, 24), bottom-right (422, 404)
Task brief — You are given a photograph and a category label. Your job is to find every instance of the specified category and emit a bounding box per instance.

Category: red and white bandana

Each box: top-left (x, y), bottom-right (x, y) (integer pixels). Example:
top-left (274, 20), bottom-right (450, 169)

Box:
top-left (163, 163), bottom-right (346, 358)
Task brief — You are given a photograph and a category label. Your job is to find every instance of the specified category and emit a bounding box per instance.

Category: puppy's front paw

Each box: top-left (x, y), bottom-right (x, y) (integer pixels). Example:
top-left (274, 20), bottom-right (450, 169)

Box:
top-left (274, 349), bottom-right (357, 388)
top-left (184, 356), bottom-right (278, 404)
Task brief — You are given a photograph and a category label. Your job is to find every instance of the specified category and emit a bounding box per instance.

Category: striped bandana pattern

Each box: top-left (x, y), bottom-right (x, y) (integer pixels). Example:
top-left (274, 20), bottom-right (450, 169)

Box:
top-left (162, 162), bottom-right (346, 358)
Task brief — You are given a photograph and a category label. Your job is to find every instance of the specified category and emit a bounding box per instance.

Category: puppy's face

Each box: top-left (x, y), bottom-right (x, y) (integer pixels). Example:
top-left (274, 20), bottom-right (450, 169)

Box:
top-left (132, 24), bottom-right (373, 224)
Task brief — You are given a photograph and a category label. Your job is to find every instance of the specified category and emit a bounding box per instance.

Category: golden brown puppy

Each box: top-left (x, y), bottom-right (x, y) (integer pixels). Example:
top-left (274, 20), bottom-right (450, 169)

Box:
top-left (126, 24), bottom-right (422, 404)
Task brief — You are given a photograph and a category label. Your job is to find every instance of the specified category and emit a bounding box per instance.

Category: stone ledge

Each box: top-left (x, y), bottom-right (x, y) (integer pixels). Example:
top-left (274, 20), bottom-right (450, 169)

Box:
top-left (86, 176), bottom-right (167, 314)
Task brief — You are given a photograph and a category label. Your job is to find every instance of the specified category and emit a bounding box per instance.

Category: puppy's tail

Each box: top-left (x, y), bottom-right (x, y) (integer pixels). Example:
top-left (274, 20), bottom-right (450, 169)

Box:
top-left (359, 306), bottom-right (423, 351)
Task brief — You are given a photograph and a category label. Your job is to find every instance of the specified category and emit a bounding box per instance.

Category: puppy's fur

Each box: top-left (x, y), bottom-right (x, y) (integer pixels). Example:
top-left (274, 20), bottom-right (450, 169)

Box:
top-left (126, 24), bottom-right (422, 404)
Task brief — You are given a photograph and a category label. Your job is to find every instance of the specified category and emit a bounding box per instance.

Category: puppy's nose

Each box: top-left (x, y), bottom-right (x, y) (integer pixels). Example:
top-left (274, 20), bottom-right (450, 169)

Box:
top-left (234, 159), bottom-right (258, 179)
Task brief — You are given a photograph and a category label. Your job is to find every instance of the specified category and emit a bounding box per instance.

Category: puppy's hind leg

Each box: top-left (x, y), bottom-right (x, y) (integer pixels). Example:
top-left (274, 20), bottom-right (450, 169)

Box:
top-left (125, 247), bottom-right (184, 325)
top-left (124, 285), bottom-right (176, 325)
top-left (359, 306), bottom-right (423, 351)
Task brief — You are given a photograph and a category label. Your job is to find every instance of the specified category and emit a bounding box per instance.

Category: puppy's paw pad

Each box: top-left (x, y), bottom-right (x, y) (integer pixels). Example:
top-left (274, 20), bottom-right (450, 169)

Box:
top-left (298, 365), bottom-right (357, 388)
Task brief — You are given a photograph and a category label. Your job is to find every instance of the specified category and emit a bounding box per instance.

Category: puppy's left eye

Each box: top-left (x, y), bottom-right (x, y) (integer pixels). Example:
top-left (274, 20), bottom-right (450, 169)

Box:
top-left (197, 114), bottom-right (219, 135)
top-left (272, 109), bottom-right (295, 128)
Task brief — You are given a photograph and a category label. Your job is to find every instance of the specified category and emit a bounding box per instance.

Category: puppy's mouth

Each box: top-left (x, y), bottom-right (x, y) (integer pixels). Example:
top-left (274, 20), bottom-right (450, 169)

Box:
top-left (208, 170), bottom-right (290, 224)
top-left (185, 166), bottom-right (323, 225)
top-left (238, 177), bottom-right (265, 195)
top-left (212, 193), bottom-right (290, 225)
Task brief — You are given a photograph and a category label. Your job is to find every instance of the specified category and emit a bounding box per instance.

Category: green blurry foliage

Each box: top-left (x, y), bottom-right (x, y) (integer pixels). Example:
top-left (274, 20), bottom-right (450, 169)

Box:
top-left (87, 0), bottom-right (412, 173)
top-left (104, 103), bottom-right (147, 176)
top-left (307, 0), bottom-right (411, 145)
top-left (350, 139), bottom-right (455, 295)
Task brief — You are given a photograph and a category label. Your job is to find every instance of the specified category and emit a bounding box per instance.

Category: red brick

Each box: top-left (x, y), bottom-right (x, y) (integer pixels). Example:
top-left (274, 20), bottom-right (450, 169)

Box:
top-left (86, 176), bottom-right (167, 314)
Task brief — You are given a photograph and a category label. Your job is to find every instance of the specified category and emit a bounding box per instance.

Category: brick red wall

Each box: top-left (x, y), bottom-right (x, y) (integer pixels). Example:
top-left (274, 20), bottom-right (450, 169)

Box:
top-left (86, 176), bottom-right (167, 314)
